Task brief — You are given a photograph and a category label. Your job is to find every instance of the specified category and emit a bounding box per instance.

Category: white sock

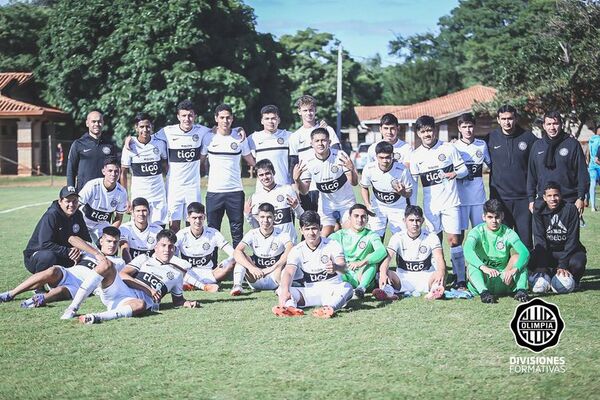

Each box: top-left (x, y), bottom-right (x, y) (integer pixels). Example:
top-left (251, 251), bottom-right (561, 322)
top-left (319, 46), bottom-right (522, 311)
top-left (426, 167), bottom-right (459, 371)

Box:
top-left (233, 264), bottom-right (246, 287)
top-left (451, 246), bottom-right (466, 283)
top-left (283, 287), bottom-right (302, 308)
top-left (95, 305), bottom-right (133, 322)
top-left (68, 271), bottom-right (103, 311)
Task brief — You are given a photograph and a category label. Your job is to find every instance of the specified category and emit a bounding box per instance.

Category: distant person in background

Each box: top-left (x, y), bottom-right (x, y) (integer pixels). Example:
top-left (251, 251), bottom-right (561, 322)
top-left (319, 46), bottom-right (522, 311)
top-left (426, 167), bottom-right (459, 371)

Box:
top-left (55, 143), bottom-right (64, 175)
top-left (587, 122), bottom-right (600, 211)
top-left (67, 111), bottom-right (116, 191)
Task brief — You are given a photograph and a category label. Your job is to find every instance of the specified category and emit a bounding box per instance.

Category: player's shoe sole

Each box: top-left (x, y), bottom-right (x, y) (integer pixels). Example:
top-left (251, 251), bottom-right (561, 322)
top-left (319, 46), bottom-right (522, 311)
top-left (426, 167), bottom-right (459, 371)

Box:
top-left (78, 314), bottom-right (99, 325)
top-left (272, 306), bottom-right (305, 317)
top-left (372, 288), bottom-right (398, 301)
top-left (312, 306), bottom-right (335, 319)
top-left (202, 284), bottom-right (219, 293)
top-left (230, 286), bottom-right (243, 296)
top-left (183, 283), bottom-right (196, 291)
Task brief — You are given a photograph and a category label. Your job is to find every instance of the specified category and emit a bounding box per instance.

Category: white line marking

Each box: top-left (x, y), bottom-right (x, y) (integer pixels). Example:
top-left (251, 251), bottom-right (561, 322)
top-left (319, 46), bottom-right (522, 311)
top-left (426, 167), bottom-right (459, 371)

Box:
top-left (0, 201), bottom-right (49, 214)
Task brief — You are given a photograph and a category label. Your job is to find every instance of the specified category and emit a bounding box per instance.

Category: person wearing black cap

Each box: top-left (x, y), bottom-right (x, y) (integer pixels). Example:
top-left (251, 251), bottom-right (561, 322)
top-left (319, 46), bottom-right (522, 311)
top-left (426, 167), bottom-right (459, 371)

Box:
top-left (22, 186), bottom-right (99, 274)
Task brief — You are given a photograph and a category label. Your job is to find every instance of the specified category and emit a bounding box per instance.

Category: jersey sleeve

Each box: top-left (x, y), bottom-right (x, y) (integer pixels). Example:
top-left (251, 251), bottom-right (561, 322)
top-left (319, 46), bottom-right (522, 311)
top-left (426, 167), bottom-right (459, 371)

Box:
top-left (112, 258), bottom-right (126, 272)
top-left (300, 162), bottom-right (311, 181)
top-left (120, 147), bottom-right (132, 168)
top-left (288, 134), bottom-right (299, 156)
top-left (483, 142), bottom-right (492, 167)
top-left (327, 127), bottom-right (340, 146)
top-left (386, 233), bottom-right (400, 254)
top-left (247, 134), bottom-right (257, 152)
top-left (214, 230), bottom-right (230, 249)
top-left (359, 166), bottom-right (371, 187)
top-left (116, 190), bottom-right (128, 213)
top-left (240, 138), bottom-right (252, 156)
top-left (286, 246), bottom-right (301, 267)
top-left (505, 228), bottom-right (530, 270)
top-left (463, 228), bottom-right (485, 269)
top-left (400, 168), bottom-right (414, 190)
top-left (158, 139), bottom-right (168, 160)
top-left (128, 254), bottom-right (149, 271)
top-left (328, 239), bottom-right (345, 260)
top-left (449, 145), bottom-right (468, 178)
top-left (119, 225), bottom-right (130, 242)
top-left (78, 180), bottom-right (94, 204)
top-left (240, 230), bottom-right (254, 247)
top-left (426, 232), bottom-right (442, 250)
top-left (200, 134), bottom-right (212, 156)
top-left (366, 143), bottom-right (376, 163)
top-left (365, 231), bottom-right (387, 265)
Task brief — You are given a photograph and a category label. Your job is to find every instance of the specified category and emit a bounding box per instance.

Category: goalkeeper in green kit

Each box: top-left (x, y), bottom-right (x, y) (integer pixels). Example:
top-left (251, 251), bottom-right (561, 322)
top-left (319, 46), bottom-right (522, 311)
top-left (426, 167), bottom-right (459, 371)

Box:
top-left (329, 204), bottom-right (387, 299)
top-left (464, 199), bottom-right (530, 303)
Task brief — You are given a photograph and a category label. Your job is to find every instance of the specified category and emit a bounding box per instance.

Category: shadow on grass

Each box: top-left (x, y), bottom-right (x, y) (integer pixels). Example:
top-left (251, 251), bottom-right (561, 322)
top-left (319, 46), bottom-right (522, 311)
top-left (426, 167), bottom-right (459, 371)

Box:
top-left (343, 296), bottom-right (399, 312)
top-left (158, 297), bottom-right (257, 310)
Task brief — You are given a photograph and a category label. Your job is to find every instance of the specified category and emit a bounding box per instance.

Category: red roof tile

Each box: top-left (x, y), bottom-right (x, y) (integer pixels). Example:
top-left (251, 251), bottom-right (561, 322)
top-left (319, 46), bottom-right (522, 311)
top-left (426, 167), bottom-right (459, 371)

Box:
top-left (0, 95), bottom-right (66, 117)
top-left (0, 72), bottom-right (33, 91)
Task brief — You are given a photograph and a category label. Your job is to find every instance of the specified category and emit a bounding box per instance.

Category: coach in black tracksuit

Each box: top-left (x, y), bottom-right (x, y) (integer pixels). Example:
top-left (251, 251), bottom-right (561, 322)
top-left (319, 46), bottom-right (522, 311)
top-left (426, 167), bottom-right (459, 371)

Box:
top-left (486, 105), bottom-right (538, 248)
top-left (23, 186), bottom-right (92, 274)
top-left (531, 182), bottom-right (586, 284)
top-left (66, 111), bottom-right (115, 191)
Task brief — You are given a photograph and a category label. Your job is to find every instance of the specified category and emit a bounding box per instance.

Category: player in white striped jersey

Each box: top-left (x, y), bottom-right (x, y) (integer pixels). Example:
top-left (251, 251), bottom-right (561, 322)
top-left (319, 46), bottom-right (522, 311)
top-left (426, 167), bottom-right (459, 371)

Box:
top-left (175, 202), bottom-right (236, 293)
top-left (453, 113), bottom-right (491, 233)
top-left (248, 105), bottom-right (292, 187)
top-left (374, 206), bottom-right (446, 300)
top-left (154, 100), bottom-right (211, 232)
top-left (120, 112), bottom-right (168, 225)
top-left (360, 141), bottom-right (414, 239)
top-left (274, 211), bottom-right (353, 318)
top-left (119, 198), bottom-right (162, 263)
top-left (233, 203), bottom-right (293, 293)
top-left (409, 115), bottom-right (469, 290)
top-left (78, 158), bottom-right (128, 241)
top-left (246, 159), bottom-right (303, 244)
top-left (295, 128), bottom-right (358, 236)
top-left (0, 227), bottom-right (123, 308)
top-left (62, 229), bottom-right (200, 324)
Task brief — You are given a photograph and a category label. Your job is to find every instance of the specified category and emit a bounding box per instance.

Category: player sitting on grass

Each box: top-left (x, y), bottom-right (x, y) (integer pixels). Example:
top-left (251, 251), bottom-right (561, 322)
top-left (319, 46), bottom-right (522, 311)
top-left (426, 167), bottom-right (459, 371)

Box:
top-left (61, 229), bottom-right (199, 324)
top-left (274, 211), bottom-right (353, 318)
top-left (329, 203), bottom-right (387, 299)
top-left (464, 199), bottom-right (530, 303)
top-left (175, 202), bottom-right (236, 294)
top-left (233, 203), bottom-right (293, 292)
top-left (0, 227), bottom-right (123, 308)
top-left (374, 205), bottom-right (446, 301)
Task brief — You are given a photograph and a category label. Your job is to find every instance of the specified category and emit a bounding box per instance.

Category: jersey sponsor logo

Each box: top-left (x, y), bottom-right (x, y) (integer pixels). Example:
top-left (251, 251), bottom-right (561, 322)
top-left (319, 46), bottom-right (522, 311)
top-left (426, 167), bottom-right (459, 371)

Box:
top-left (372, 187), bottom-right (402, 204)
top-left (72, 223), bottom-right (80, 233)
top-left (419, 165), bottom-right (454, 187)
top-left (169, 148), bottom-right (200, 163)
top-left (466, 163), bottom-right (483, 179)
top-left (129, 247), bottom-right (154, 259)
top-left (79, 259), bottom-right (97, 269)
top-left (83, 204), bottom-right (113, 222)
top-left (397, 253), bottom-right (432, 272)
top-left (130, 161), bottom-right (163, 177)
top-left (546, 214), bottom-right (567, 242)
top-left (83, 148), bottom-right (92, 153)
top-left (482, 256), bottom-right (503, 269)
top-left (510, 298), bottom-right (565, 352)
top-left (274, 207), bottom-right (293, 225)
top-left (303, 270), bottom-right (337, 283)
top-left (102, 146), bottom-right (111, 155)
top-left (438, 154), bottom-right (446, 161)
top-left (277, 137), bottom-right (284, 145)
top-left (315, 173), bottom-right (348, 193)
top-left (135, 271), bottom-right (169, 298)
top-left (251, 253), bottom-right (281, 268)
top-left (559, 148), bottom-right (568, 156)
top-left (181, 254), bottom-right (212, 268)
top-left (518, 141), bottom-right (528, 151)
top-left (496, 240), bottom-right (505, 250)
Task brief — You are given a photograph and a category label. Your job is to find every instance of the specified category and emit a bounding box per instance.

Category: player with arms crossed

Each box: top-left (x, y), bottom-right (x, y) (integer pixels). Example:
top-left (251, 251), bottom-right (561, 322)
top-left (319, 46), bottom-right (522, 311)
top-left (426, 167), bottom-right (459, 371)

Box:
top-left (233, 203), bottom-right (293, 293)
top-left (464, 199), bottom-right (530, 304)
top-left (119, 197), bottom-right (162, 263)
top-left (274, 211), bottom-right (353, 319)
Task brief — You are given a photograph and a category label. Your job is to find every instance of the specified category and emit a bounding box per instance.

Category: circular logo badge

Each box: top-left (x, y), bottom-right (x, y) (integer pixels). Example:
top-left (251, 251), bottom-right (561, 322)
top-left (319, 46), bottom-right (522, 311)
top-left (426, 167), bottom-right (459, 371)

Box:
top-left (167, 271), bottom-right (175, 280)
top-left (153, 147), bottom-right (160, 155)
top-left (102, 146), bottom-right (111, 155)
top-left (419, 245), bottom-right (427, 254)
top-left (476, 150), bottom-right (483, 158)
top-left (496, 240), bottom-right (505, 250)
top-left (276, 195), bottom-right (285, 202)
top-left (559, 148), bottom-right (569, 157)
top-left (510, 298), bottom-right (565, 352)
top-left (192, 134), bottom-right (199, 142)
top-left (331, 165), bottom-right (339, 173)
top-left (110, 199), bottom-right (117, 208)
top-left (277, 137), bottom-right (284, 145)
top-left (438, 153), bottom-right (446, 162)
top-left (320, 255), bottom-right (329, 264)
top-left (147, 236), bottom-right (155, 244)
top-left (231, 142), bottom-right (238, 150)
top-left (358, 241), bottom-right (366, 249)
top-left (72, 223), bottom-right (80, 233)
top-left (270, 242), bottom-right (279, 251)
top-left (518, 141), bottom-right (527, 151)
top-left (202, 242), bottom-right (211, 250)
top-left (393, 152), bottom-right (401, 160)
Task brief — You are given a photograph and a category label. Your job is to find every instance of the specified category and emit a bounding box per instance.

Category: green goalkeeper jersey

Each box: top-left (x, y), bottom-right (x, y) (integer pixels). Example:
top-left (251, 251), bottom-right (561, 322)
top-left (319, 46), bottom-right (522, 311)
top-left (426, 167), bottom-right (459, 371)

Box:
top-left (329, 227), bottom-right (387, 265)
top-left (464, 223), bottom-right (529, 271)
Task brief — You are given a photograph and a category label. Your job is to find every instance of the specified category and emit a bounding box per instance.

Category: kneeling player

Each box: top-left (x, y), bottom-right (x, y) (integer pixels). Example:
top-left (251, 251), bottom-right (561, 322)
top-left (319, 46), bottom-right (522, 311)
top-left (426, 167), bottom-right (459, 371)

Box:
top-left (464, 199), bottom-right (530, 303)
top-left (61, 229), bottom-right (199, 323)
top-left (0, 227), bottom-right (123, 308)
top-left (233, 203), bottom-right (293, 292)
top-left (375, 206), bottom-right (446, 300)
top-left (274, 211), bottom-right (353, 318)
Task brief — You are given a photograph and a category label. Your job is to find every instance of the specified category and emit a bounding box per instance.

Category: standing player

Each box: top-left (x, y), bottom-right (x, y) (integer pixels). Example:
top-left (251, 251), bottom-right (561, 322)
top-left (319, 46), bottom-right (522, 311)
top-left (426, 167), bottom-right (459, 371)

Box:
top-left (119, 198), bottom-right (162, 263)
top-left (233, 203), bottom-right (294, 293)
top-left (78, 158), bottom-right (128, 241)
top-left (201, 104), bottom-right (255, 247)
top-left (464, 199), bottom-right (530, 303)
top-left (155, 100), bottom-right (211, 232)
top-left (375, 206), bottom-right (446, 300)
top-left (246, 159), bottom-right (304, 244)
top-left (329, 204), bottom-right (387, 299)
top-left (366, 113), bottom-right (412, 164)
top-left (360, 141), bottom-right (414, 240)
top-left (485, 105), bottom-right (537, 248)
top-left (248, 105), bottom-right (292, 187)
top-left (294, 128), bottom-right (358, 237)
top-left (120, 112), bottom-right (168, 225)
top-left (175, 202), bottom-right (236, 294)
top-left (453, 113), bottom-right (491, 236)
top-left (588, 123), bottom-right (600, 211)
top-left (274, 211), bottom-right (353, 319)
top-left (67, 111), bottom-right (116, 191)
top-left (409, 115), bottom-right (468, 289)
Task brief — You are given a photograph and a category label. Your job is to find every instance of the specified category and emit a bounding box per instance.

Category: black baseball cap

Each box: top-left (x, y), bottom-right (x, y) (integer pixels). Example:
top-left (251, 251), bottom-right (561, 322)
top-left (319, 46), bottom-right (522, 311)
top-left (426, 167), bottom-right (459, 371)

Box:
top-left (59, 185), bottom-right (78, 199)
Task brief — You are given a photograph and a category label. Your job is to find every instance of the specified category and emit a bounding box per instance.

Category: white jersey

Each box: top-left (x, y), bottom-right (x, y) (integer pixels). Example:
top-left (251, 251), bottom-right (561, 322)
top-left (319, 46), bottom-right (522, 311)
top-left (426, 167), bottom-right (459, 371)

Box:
top-left (120, 136), bottom-right (167, 202)
top-left (127, 254), bottom-right (190, 299)
top-left (202, 130), bottom-right (251, 192)
top-left (410, 141), bottom-right (465, 212)
top-left (289, 125), bottom-right (340, 162)
top-left (366, 139), bottom-right (412, 164)
top-left (175, 226), bottom-right (229, 270)
top-left (155, 124), bottom-right (210, 190)
top-left (387, 231), bottom-right (441, 272)
top-left (70, 253), bottom-right (126, 281)
top-left (454, 139), bottom-right (490, 206)
top-left (286, 237), bottom-right (344, 286)
top-left (248, 129), bottom-right (292, 186)
top-left (251, 184), bottom-right (299, 243)
top-left (79, 178), bottom-right (128, 226)
top-left (119, 221), bottom-right (162, 259)
top-left (360, 160), bottom-right (414, 211)
top-left (241, 227), bottom-right (291, 269)
top-left (300, 148), bottom-right (355, 212)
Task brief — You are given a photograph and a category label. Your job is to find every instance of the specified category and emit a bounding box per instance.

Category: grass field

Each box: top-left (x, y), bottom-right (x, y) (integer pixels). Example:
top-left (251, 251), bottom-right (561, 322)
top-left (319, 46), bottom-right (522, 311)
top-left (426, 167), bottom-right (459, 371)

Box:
top-left (0, 177), bottom-right (599, 399)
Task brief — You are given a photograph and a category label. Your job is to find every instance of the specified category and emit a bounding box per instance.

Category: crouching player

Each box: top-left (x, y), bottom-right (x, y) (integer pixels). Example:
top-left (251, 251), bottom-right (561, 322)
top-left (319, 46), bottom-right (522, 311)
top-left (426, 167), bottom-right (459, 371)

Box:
top-left (464, 199), bottom-right (530, 303)
top-left (233, 203), bottom-right (293, 292)
top-left (274, 211), bottom-right (353, 318)
top-left (374, 206), bottom-right (446, 300)
top-left (0, 227), bottom-right (123, 308)
top-left (61, 229), bottom-right (199, 323)
top-left (329, 204), bottom-right (387, 299)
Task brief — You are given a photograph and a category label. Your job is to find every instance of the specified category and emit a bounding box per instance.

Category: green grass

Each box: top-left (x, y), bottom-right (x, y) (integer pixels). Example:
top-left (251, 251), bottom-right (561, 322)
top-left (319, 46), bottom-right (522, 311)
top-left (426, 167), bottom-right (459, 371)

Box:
top-left (0, 178), bottom-right (599, 399)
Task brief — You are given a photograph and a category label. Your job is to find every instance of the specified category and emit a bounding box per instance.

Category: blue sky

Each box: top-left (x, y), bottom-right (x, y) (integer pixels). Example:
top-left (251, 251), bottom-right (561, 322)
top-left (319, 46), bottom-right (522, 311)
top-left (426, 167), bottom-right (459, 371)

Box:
top-left (245, 0), bottom-right (460, 64)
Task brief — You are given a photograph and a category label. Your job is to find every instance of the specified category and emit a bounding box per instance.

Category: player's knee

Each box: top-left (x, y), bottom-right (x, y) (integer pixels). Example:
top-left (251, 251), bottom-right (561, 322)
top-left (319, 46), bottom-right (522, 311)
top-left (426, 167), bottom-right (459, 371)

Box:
top-left (46, 266), bottom-right (63, 282)
top-left (131, 300), bottom-right (147, 315)
top-left (94, 259), bottom-right (112, 276)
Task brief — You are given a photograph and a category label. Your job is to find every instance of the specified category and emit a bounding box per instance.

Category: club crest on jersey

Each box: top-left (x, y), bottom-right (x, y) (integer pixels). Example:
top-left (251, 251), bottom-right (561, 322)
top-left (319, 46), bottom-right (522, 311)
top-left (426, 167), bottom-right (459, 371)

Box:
top-left (277, 137), bottom-right (284, 145)
top-left (419, 245), bottom-right (428, 254)
top-left (276, 195), bottom-right (285, 202)
top-left (192, 134), bottom-right (199, 142)
top-left (559, 148), bottom-right (569, 156)
top-left (331, 165), bottom-right (339, 173)
top-left (476, 150), bottom-right (483, 158)
top-left (231, 142), bottom-right (238, 150)
top-left (518, 141), bottom-right (527, 151)
top-left (438, 154), bottom-right (446, 161)
top-left (110, 199), bottom-right (118, 208)
top-left (153, 147), bottom-right (160, 155)
top-left (394, 152), bottom-right (401, 160)
top-left (270, 242), bottom-right (279, 251)
top-left (102, 146), bottom-right (111, 155)
top-left (147, 236), bottom-right (155, 244)
top-left (320, 255), bottom-right (329, 264)
top-left (202, 242), bottom-right (211, 250)
top-left (167, 271), bottom-right (175, 280)
top-left (358, 241), bottom-right (367, 249)
top-left (72, 223), bottom-right (80, 233)
top-left (496, 240), bottom-right (505, 250)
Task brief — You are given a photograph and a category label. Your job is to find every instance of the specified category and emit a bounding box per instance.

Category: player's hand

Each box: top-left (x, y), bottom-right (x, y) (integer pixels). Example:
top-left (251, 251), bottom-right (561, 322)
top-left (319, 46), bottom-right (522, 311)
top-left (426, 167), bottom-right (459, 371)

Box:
top-left (502, 267), bottom-right (517, 285)
top-left (444, 171), bottom-right (457, 180)
top-left (480, 266), bottom-right (499, 278)
top-left (391, 180), bottom-right (408, 196)
top-left (556, 268), bottom-right (572, 278)
top-left (237, 127), bottom-right (247, 142)
top-left (318, 119), bottom-right (328, 128)
top-left (125, 201), bottom-right (132, 214)
top-left (338, 153), bottom-right (354, 170)
top-left (575, 199), bottom-right (584, 216)
top-left (249, 266), bottom-right (264, 280)
top-left (183, 300), bottom-right (200, 308)
top-left (286, 195), bottom-right (299, 209)
top-left (431, 270), bottom-right (445, 287)
top-left (124, 135), bottom-right (135, 152)
top-left (292, 160), bottom-right (307, 182)
top-left (379, 275), bottom-right (389, 289)
top-left (348, 261), bottom-right (364, 271)
top-left (68, 247), bottom-right (81, 263)
top-left (529, 202), bottom-right (534, 214)
top-left (244, 198), bottom-right (253, 215)
top-left (150, 288), bottom-right (161, 303)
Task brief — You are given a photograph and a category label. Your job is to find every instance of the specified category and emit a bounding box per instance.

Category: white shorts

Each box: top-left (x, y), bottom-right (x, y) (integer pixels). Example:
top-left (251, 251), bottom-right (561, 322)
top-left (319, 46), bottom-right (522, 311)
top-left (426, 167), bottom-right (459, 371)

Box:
top-left (290, 280), bottom-right (353, 308)
top-left (318, 204), bottom-right (351, 227)
top-left (88, 221), bottom-right (111, 243)
top-left (425, 205), bottom-right (461, 234)
top-left (393, 268), bottom-right (435, 293)
top-left (100, 274), bottom-right (153, 310)
top-left (56, 267), bottom-right (83, 298)
top-left (248, 274), bottom-right (279, 291)
top-left (184, 267), bottom-right (217, 287)
top-left (167, 186), bottom-right (202, 222)
top-left (459, 204), bottom-right (483, 230)
top-left (369, 206), bottom-right (406, 237)
top-left (148, 199), bottom-right (168, 226)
